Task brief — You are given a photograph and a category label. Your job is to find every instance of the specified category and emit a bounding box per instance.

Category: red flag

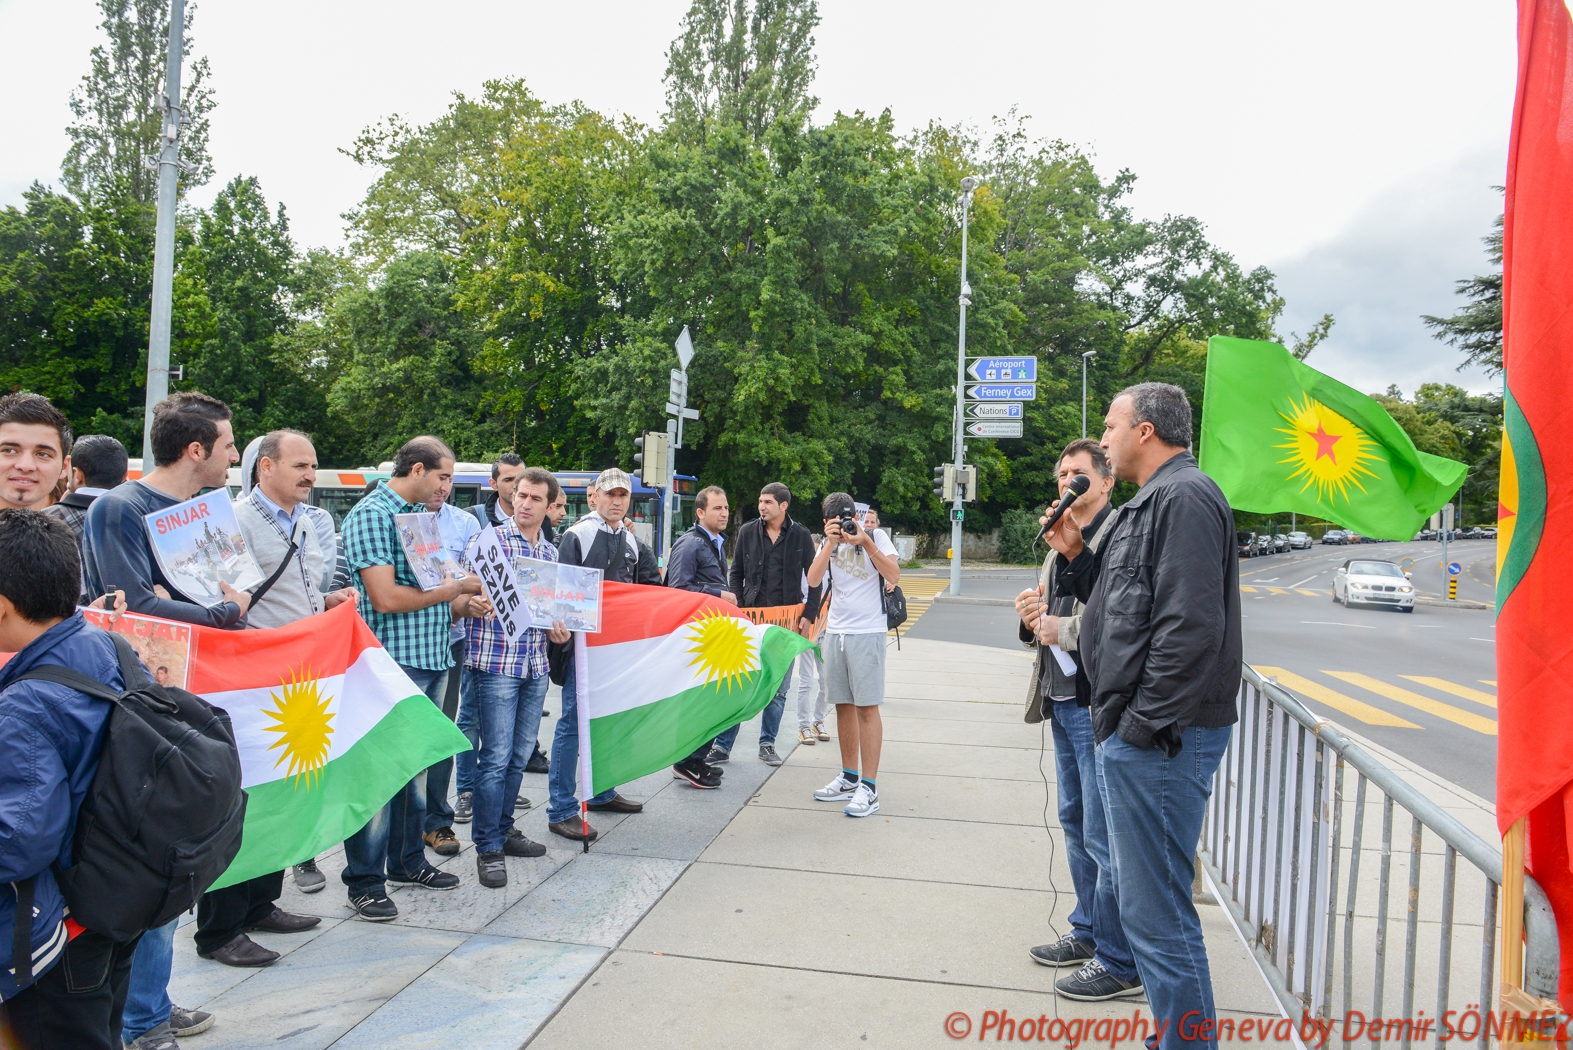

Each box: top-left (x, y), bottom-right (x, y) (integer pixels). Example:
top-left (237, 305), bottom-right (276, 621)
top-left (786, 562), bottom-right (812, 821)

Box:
top-left (1497, 0), bottom-right (1573, 1007)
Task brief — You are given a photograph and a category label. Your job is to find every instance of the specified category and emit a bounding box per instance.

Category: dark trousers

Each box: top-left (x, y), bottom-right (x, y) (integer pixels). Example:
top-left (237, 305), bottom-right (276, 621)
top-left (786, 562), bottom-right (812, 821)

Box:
top-left (194, 870), bottom-right (285, 954)
top-left (422, 641), bottom-right (464, 834)
top-left (5, 930), bottom-right (141, 1050)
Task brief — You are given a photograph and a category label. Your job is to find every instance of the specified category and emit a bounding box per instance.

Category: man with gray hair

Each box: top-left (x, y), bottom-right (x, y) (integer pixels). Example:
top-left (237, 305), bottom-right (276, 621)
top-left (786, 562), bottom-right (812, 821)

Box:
top-left (1042, 382), bottom-right (1240, 1042)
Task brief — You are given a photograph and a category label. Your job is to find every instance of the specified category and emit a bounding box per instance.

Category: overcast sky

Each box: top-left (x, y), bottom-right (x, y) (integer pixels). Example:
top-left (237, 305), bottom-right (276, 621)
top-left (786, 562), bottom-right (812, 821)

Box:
top-left (0, 0), bottom-right (1515, 397)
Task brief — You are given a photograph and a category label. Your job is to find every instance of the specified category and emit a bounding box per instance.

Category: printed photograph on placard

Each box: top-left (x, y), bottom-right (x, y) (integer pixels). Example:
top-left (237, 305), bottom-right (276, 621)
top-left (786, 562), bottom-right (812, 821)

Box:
top-left (515, 558), bottom-right (603, 633)
top-left (143, 490), bottom-right (265, 606)
top-left (82, 610), bottom-right (194, 690)
top-left (394, 512), bottom-right (465, 591)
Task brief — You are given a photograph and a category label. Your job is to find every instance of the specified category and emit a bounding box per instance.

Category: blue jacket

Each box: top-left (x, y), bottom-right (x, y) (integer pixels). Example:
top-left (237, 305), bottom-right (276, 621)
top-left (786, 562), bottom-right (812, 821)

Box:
top-left (0, 614), bottom-right (122, 999)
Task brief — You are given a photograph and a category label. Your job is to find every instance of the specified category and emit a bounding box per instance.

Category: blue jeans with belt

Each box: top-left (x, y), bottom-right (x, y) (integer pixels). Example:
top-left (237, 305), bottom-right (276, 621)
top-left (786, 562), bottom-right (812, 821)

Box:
top-left (470, 669), bottom-right (548, 853)
top-left (547, 658), bottom-right (618, 824)
top-left (341, 665), bottom-right (448, 896)
top-left (1097, 724), bottom-right (1232, 1050)
top-left (1049, 698), bottom-right (1137, 983)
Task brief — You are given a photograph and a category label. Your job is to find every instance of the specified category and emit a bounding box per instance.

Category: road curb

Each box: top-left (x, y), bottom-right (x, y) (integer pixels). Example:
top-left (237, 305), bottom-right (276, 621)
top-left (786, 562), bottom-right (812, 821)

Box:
top-left (932, 594), bottom-right (1015, 607)
top-left (1414, 596), bottom-right (1494, 611)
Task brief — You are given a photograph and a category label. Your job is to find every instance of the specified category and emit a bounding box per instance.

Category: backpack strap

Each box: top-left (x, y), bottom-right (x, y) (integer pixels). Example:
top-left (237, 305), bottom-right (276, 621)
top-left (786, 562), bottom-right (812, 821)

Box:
top-left (12, 875), bottom-right (34, 988)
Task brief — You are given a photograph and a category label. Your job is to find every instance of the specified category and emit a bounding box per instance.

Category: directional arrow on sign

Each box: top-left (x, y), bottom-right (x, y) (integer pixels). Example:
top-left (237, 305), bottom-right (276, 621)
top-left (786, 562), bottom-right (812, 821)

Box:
top-left (966, 420), bottom-right (1024, 438)
top-left (966, 403), bottom-right (1023, 419)
top-left (967, 356), bottom-right (1037, 382)
top-left (966, 383), bottom-right (1036, 401)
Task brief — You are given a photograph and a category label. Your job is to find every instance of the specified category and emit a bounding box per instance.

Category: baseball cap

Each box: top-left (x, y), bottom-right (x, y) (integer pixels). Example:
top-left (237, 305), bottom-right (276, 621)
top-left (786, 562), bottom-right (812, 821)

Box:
top-left (593, 467), bottom-right (633, 493)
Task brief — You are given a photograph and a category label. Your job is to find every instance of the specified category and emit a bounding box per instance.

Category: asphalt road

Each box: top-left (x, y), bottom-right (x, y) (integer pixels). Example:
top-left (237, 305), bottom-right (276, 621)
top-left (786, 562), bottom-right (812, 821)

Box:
top-left (899, 538), bottom-right (1498, 800)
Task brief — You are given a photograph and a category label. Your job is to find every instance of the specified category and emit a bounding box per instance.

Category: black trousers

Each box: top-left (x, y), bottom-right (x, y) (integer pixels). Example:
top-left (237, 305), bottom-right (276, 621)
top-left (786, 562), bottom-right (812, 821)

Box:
top-left (4, 929), bottom-right (141, 1050)
top-left (194, 870), bottom-right (284, 954)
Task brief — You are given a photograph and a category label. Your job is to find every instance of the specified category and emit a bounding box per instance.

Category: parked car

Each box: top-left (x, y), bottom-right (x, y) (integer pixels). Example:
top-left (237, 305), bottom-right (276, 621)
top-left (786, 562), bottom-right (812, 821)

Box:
top-left (1255, 534), bottom-right (1275, 556)
top-left (1237, 530), bottom-right (1257, 558)
top-left (1480, 527), bottom-right (1498, 539)
top-left (1415, 529), bottom-right (1437, 541)
top-left (1332, 559), bottom-right (1415, 612)
top-left (1322, 530), bottom-right (1347, 545)
top-left (1460, 526), bottom-right (1484, 539)
top-left (1286, 531), bottom-right (1312, 549)
top-left (1345, 532), bottom-right (1365, 544)
top-left (1272, 533), bottom-right (1290, 553)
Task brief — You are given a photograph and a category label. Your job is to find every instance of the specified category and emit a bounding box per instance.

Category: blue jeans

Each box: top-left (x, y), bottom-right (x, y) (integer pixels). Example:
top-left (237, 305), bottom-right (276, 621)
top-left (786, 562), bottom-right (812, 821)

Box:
top-left (714, 661), bottom-right (791, 752)
top-left (455, 667), bottom-right (477, 795)
top-left (470, 669), bottom-right (548, 853)
top-left (342, 665), bottom-right (448, 896)
top-left (1048, 699), bottom-right (1137, 983)
top-left (1097, 725), bottom-right (1232, 1050)
top-left (547, 658), bottom-right (617, 823)
top-left (121, 917), bottom-right (176, 1041)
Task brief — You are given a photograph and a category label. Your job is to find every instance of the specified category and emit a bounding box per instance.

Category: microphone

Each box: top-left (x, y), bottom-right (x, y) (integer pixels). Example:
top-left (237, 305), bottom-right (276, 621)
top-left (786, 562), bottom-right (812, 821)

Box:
top-left (1037, 474), bottom-right (1092, 544)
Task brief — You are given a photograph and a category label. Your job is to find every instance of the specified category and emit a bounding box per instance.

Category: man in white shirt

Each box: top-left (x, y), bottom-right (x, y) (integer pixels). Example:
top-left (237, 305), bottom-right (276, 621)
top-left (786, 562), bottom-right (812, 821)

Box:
top-left (806, 492), bottom-right (900, 818)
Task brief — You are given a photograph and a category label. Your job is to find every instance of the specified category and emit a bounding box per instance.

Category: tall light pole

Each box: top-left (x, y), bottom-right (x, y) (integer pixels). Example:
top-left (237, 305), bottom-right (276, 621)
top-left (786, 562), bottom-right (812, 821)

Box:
top-left (1081, 351), bottom-right (1097, 438)
top-left (950, 176), bottom-right (977, 597)
top-left (142, 0), bottom-right (187, 464)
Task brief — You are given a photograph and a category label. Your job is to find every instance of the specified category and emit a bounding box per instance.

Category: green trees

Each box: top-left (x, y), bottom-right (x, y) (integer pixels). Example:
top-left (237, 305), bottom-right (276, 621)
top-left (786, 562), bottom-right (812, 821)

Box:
top-left (1423, 214), bottom-right (1503, 377)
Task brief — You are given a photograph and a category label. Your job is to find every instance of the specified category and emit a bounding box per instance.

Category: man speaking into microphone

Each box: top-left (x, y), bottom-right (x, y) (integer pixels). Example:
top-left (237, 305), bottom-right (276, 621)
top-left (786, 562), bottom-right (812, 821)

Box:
top-left (1042, 383), bottom-right (1240, 1050)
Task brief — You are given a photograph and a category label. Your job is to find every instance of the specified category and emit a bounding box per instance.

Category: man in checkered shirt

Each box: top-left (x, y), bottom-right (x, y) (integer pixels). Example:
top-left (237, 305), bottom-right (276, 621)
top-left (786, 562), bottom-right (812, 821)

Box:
top-left (338, 437), bottom-right (485, 920)
top-left (461, 467), bottom-right (568, 889)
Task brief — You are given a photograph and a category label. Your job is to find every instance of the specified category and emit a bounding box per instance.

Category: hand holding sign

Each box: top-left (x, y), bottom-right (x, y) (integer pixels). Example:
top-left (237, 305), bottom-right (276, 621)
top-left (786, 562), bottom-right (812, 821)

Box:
top-left (472, 527), bottom-right (528, 644)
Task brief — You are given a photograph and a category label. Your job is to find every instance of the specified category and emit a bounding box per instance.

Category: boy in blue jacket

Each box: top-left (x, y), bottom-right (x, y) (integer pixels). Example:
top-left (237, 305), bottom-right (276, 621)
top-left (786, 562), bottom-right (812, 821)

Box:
top-left (0, 510), bottom-right (128, 1049)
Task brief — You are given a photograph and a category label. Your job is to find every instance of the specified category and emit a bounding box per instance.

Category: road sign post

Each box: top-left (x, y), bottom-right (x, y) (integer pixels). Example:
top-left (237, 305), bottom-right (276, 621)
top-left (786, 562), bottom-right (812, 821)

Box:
top-left (1440, 503), bottom-right (1455, 601)
top-left (663, 327), bottom-right (701, 560)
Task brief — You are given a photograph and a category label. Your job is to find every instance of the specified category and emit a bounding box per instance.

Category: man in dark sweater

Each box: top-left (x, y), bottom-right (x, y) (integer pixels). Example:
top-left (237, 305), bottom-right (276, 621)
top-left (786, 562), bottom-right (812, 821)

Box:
top-left (712, 482), bottom-right (818, 767)
top-left (545, 468), bottom-right (658, 842)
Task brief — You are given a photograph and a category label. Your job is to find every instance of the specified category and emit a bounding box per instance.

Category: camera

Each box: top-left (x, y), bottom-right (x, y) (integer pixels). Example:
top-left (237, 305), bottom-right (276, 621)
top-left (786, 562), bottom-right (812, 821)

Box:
top-left (837, 513), bottom-right (859, 537)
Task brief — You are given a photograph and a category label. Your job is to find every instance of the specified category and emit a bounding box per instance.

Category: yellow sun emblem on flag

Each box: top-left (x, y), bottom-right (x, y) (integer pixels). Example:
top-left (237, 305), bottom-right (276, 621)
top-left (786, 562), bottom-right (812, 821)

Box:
top-left (261, 665), bottom-right (335, 788)
top-left (1273, 394), bottom-right (1381, 503)
top-left (684, 610), bottom-right (759, 691)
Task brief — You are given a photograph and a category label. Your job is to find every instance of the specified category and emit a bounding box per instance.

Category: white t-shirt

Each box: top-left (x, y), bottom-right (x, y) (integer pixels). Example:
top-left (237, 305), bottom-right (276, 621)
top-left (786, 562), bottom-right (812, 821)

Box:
top-left (824, 529), bottom-right (899, 634)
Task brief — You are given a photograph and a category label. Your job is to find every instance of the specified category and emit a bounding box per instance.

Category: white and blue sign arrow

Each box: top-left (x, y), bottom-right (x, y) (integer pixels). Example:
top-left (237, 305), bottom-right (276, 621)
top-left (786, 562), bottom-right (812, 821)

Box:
top-left (967, 356), bottom-right (1037, 382)
top-left (966, 383), bottom-right (1037, 401)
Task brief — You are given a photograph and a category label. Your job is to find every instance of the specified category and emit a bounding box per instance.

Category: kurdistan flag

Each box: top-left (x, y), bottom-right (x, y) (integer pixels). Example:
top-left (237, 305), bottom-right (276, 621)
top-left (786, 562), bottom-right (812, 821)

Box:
top-left (1198, 336), bottom-right (1468, 538)
top-left (577, 583), bottom-right (815, 797)
top-left (190, 602), bottom-right (468, 889)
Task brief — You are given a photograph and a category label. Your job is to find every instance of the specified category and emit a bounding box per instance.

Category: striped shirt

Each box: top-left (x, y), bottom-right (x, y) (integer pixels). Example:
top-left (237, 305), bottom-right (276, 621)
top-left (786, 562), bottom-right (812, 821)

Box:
top-left (342, 481), bottom-right (454, 672)
top-left (465, 519), bottom-right (556, 680)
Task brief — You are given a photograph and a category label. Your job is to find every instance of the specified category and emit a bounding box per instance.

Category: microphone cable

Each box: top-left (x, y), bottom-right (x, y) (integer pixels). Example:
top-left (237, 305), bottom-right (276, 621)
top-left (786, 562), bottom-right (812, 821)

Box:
top-left (1031, 525), bottom-right (1063, 1020)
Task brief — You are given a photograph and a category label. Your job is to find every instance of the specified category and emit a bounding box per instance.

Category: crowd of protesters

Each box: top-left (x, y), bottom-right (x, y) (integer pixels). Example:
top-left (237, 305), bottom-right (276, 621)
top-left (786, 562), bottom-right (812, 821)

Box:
top-left (0, 387), bottom-right (899, 1050)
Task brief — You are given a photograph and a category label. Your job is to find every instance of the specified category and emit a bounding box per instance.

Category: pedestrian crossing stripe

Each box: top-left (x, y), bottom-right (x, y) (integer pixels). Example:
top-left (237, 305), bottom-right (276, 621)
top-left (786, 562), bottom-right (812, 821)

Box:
top-left (1480, 680), bottom-right (1496, 686)
top-left (1253, 666), bottom-right (1419, 728)
top-left (1240, 586), bottom-right (1257, 593)
top-left (1322, 672), bottom-right (1497, 735)
top-left (1267, 587), bottom-right (1287, 594)
top-left (1294, 589), bottom-right (1320, 596)
top-left (1398, 676), bottom-right (1496, 709)
top-left (889, 576), bottom-right (952, 636)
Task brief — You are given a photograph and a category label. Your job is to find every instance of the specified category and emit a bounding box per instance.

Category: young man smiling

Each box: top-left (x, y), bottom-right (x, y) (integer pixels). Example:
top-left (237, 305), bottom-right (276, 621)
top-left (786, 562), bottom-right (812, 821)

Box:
top-left (0, 393), bottom-right (73, 513)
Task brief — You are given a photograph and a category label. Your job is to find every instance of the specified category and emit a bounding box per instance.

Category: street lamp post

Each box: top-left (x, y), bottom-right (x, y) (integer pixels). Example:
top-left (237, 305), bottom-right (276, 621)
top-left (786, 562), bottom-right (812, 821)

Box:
top-left (950, 176), bottom-right (977, 597)
top-left (1081, 351), bottom-right (1097, 438)
top-left (142, 0), bottom-right (187, 463)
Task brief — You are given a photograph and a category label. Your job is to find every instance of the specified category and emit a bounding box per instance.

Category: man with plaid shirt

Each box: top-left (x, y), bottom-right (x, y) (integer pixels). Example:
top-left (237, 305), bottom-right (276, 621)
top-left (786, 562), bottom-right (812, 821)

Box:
top-left (339, 437), bottom-right (485, 919)
top-left (463, 467), bottom-right (566, 889)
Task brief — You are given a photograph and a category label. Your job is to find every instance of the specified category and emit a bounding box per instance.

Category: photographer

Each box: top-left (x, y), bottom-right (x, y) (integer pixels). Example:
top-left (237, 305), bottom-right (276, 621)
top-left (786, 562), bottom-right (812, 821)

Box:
top-left (1043, 383), bottom-right (1240, 1048)
top-left (806, 492), bottom-right (900, 818)
top-left (1015, 439), bottom-right (1141, 1002)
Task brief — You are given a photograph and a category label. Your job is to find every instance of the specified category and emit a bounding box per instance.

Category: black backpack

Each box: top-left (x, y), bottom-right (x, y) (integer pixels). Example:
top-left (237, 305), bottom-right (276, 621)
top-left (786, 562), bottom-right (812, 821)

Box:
top-left (13, 630), bottom-right (246, 955)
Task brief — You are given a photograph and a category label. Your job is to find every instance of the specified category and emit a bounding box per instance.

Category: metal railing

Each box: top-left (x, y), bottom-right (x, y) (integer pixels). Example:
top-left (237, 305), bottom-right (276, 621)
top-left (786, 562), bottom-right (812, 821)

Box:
top-left (1199, 665), bottom-right (1556, 1043)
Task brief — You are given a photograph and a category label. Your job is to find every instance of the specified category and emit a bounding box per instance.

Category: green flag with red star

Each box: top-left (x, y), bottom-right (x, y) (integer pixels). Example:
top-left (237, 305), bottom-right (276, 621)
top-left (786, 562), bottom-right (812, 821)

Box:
top-left (1197, 336), bottom-right (1467, 539)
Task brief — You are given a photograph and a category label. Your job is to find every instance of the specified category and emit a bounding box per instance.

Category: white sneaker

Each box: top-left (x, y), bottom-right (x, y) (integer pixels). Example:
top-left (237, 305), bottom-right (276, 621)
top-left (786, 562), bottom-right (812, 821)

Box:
top-left (813, 774), bottom-right (859, 802)
top-left (813, 721), bottom-right (830, 741)
top-left (798, 728), bottom-right (816, 745)
top-left (844, 783), bottom-right (879, 817)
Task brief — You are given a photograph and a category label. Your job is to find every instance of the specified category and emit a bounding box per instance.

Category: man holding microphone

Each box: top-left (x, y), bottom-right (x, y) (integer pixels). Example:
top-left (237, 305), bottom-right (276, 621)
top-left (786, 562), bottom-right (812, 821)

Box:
top-left (1041, 383), bottom-right (1240, 1049)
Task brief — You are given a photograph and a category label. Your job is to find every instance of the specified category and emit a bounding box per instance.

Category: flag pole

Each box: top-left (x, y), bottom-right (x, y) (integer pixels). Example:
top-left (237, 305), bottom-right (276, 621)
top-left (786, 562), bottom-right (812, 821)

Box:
top-left (575, 631), bottom-right (592, 854)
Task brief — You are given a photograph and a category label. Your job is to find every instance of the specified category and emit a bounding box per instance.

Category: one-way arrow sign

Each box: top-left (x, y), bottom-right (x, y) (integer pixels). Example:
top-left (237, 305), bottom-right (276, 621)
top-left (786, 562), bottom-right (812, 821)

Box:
top-left (966, 383), bottom-right (1036, 401)
top-left (967, 403), bottom-right (1022, 419)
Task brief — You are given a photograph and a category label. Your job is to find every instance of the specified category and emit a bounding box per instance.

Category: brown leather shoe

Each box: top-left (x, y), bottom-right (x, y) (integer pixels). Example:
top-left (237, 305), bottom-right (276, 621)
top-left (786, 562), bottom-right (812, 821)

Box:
top-left (244, 907), bottom-right (321, 934)
top-left (423, 826), bottom-right (460, 856)
top-left (547, 818), bottom-right (598, 842)
top-left (586, 794), bottom-right (643, 814)
top-left (199, 933), bottom-right (280, 967)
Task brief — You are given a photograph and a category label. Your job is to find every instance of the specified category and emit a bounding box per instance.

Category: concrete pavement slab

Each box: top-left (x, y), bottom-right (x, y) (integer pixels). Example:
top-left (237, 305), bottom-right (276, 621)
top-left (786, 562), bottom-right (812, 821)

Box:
top-left (784, 734), bottom-right (1059, 782)
top-left (754, 763), bottom-right (1063, 826)
top-left (483, 852), bottom-right (690, 947)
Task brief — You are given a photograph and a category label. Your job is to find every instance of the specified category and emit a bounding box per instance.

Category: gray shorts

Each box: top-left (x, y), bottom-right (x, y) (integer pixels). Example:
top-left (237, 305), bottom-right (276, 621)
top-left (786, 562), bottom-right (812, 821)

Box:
top-left (822, 631), bottom-right (887, 707)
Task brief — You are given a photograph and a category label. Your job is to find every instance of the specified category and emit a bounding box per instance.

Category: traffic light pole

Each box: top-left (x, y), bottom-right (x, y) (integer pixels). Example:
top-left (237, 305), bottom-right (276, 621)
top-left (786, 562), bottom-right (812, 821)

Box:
top-left (950, 178), bottom-right (975, 597)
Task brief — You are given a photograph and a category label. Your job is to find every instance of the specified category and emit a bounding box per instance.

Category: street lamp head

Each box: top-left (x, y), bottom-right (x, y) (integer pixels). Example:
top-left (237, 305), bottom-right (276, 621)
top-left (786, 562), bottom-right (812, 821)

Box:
top-left (1083, 350), bottom-right (1097, 359)
top-left (960, 176), bottom-right (977, 193)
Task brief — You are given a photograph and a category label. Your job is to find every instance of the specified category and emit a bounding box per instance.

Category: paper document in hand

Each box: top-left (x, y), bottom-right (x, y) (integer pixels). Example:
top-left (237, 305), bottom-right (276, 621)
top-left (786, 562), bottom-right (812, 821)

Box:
top-left (394, 513), bottom-right (465, 591)
top-left (518, 558), bottom-right (603, 633)
top-left (83, 609), bottom-right (194, 689)
top-left (144, 491), bottom-right (264, 606)
top-left (1048, 644), bottom-right (1077, 677)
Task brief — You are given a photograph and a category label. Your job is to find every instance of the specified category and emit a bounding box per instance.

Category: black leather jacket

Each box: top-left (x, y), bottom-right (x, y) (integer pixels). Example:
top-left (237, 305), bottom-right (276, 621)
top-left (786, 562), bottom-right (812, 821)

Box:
top-left (1057, 452), bottom-right (1241, 753)
top-left (728, 514), bottom-right (821, 617)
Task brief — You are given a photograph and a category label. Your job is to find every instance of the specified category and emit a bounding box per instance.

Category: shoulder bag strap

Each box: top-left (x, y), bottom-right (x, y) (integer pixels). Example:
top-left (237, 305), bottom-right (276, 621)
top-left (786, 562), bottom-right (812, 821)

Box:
top-left (13, 875), bottom-right (35, 988)
top-left (248, 519), bottom-right (303, 606)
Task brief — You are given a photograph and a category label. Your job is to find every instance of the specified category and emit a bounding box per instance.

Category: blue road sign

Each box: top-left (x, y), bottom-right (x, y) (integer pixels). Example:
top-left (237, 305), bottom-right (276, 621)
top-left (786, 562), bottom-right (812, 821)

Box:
top-left (1447, 561), bottom-right (1462, 576)
top-left (966, 403), bottom-right (1023, 419)
top-left (966, 383), bottom-right (1037, 401)
top-left (967, 356), bottom-right (1037, 382)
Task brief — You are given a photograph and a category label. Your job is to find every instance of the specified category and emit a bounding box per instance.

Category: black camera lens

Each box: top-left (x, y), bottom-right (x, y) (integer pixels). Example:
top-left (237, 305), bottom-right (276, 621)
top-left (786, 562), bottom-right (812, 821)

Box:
top-left (838, 514), bottom-right (858, 536)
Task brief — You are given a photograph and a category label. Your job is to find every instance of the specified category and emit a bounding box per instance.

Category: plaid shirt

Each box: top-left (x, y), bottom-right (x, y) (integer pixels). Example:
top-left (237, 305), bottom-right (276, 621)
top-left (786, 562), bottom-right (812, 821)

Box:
top-left (343, 481), bottom-right (454, 672)
top-left (465, 519), bottom-right (556, 679)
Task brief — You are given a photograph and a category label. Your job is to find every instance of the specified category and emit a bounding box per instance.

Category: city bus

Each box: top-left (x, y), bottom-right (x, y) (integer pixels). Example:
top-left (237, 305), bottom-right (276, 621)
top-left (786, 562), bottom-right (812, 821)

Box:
top-left (126, 460), bottom-right (699, 557)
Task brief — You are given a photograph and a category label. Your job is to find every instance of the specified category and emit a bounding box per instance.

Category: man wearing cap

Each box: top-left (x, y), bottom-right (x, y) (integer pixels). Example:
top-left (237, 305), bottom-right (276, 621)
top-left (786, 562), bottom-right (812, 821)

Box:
top-left (545, 468), bottom-right (660, 842)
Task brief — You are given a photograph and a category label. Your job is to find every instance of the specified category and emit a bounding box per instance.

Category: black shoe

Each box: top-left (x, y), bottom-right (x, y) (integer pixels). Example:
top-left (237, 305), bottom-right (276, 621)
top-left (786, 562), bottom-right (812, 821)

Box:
top-left (516, 795), bottom-right (531, 809)
top-left (525, 748), bottom-right (550, 774)
top-left (503, 827), bottom-right (547, 857)
top-left (199, 932), bottom-right (279, 967)
top-left (169, 1005), bottom-right (214, 1037)
top-left (244, 906), bottom-right (322, 934)
top-left (1054, 959), bottom-right (1143, 1001)
top-left (587, 793), bottom-right (643, 813)
top-left (453, 791), bottom-right (473, 823)
top-left (673, 760), bottom-right (722, 789)
top-left (1028, 933), bottom-right (1096, 968)
top-left (706, 746), bottom-right (731, 764)
top-left (349, 889), bottom-right (398, 921)
top-left (476, 851), bottom-right (507, 889)
top-left (387, 864), bottom-right (460, 890)
top-left (293, 857), bottom-right (326, 893)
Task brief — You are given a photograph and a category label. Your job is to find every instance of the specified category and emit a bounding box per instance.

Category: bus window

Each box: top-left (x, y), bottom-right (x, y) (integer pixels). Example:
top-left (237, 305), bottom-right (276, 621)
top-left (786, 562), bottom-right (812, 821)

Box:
top-left (678, 495), bottom-right (696, 533)
top-left (449, 485), bottom-right (481, 509)
top-left (314, 489), bottom-right (365, 530)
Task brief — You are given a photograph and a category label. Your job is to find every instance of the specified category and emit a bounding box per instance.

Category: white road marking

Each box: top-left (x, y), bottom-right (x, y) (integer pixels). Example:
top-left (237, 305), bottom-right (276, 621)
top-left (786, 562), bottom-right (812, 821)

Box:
top-left (1469, 638), bottom-right (1494, 642)
top-left (1300, 621), bottom-right (1377, 629)
top-left (1289, 574), bottom-right (1322, 587)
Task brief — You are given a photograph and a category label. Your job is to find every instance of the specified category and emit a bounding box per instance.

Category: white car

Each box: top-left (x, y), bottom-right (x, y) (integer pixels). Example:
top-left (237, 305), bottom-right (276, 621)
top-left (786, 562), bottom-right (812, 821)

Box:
top-left (1332, 559), bottom-right (1415, 612)
top-left (1285, 531), bottom-right (1312, 550)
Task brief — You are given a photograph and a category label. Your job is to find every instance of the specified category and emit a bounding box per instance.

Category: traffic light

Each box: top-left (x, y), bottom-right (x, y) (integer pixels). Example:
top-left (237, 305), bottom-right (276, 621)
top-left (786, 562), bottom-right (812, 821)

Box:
top-left (633, 431), bottom-right (669, 486)
top-left (932, 464), bottom-right (955, 501)
top-left (958, 464), bottom-right (977, 502)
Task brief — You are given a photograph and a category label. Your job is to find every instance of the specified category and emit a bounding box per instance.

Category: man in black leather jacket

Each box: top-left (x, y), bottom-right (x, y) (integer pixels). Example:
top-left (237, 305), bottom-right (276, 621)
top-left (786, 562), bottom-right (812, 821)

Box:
top-left (1045, 382), bottom-right (1239, 1045)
